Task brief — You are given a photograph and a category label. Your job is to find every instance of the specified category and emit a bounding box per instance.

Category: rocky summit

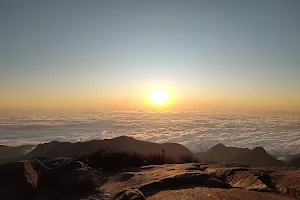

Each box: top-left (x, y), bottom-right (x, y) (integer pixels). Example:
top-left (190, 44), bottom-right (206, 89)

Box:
top-left (1, 158), bottom-right (300, 200)
top-left (101, 163), bottom-right (300, 200)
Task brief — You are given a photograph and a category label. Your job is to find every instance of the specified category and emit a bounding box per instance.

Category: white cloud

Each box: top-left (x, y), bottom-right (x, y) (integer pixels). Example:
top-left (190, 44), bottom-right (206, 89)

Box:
top-left (0, 111), bottom-right (299, 157)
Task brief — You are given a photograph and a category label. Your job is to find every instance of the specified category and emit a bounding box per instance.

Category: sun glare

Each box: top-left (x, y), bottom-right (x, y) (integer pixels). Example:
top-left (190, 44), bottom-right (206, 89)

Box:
top-left (150, 90), bottom-right (169, 105)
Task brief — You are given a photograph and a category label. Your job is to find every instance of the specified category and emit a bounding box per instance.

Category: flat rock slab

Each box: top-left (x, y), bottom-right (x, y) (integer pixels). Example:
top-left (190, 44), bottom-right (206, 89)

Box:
top-left (101, 163), bottom-right (207, 194)
top-left (147, 187), bottom-right (297, 200)
top-left (100, 163), bottom-right (300, 200)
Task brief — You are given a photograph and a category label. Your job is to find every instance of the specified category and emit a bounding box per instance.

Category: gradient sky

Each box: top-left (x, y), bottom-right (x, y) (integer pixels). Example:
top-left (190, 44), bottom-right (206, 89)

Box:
top-left (1, 0), bottom-right (300, 111)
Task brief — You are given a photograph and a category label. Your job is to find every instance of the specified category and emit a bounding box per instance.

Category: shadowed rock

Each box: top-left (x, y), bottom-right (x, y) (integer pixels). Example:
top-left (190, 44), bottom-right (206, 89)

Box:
top-left (0, 161), bottom-right (38, 200)
top-left (0, 158), bottom-right (103, 200)
top-left (204, 177), bottom-right (231, 188)
top-left (268, 170), bottom-right (300, 199)
top-left (139, 172), bottom-right (229, 196)
top-left (116, 172), bottom-right (135, 182)
top-left (229, 171), bottom-right (269, 190)
top-left (41, 157), bottom-right (77, 168)
top-left (2, 158), bottom-right (300, 200)
top-left (113, 189), bottom-right (145, 200)
top-left (186, 163), bottom-right (204, 171)
top-left (37, 159), bottom-right (102, 200)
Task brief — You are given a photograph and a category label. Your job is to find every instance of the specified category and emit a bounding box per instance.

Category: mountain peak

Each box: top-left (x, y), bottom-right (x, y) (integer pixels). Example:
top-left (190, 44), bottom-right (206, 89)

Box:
top-left (252, 147), bottom-right (267, 153)
top-left (114, 136), bottom-right (135, 140)
top-left (214, 143), bottom-right (226, 148)
top-left (25, 136), bottom-right (193, 160)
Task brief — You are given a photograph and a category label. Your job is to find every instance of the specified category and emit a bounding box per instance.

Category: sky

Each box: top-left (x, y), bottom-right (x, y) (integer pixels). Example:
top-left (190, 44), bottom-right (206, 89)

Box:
top-left (1, 0), bottom-right (300, 112)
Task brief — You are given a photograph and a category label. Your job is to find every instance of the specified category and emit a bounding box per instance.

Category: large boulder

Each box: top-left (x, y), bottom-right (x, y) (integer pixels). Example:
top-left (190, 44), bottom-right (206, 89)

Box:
top-left (0, 161), bottom-right (39, 200)
top-left (0, 158), bottom-right (102, 200)
top-left (37, 158), bottom-right (102, 200)
top-left (228, 171), bottom-right (269, 190)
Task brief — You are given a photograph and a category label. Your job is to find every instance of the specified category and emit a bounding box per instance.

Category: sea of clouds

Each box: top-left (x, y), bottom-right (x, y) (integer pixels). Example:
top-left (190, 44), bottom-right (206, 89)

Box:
top-left (0, 111), bottom-right (299, 158)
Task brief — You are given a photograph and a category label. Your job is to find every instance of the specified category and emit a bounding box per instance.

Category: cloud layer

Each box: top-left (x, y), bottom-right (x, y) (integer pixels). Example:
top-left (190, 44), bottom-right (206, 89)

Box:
top-left (0, 111), bottom-right (299, 157)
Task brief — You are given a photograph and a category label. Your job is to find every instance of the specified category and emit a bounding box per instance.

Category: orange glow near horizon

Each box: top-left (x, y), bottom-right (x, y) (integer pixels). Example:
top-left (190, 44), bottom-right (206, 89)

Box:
top-left (0, 83), bottom-right (300, 112)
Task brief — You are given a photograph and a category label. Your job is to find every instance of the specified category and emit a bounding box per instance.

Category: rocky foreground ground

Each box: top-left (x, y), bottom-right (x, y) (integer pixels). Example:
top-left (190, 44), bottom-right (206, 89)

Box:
top-left (1, 158), bottom-right (299, 200)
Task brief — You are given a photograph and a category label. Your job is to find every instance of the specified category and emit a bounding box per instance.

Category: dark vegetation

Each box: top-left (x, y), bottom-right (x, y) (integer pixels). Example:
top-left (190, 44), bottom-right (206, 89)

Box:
top-left (289, 157), bottom-right (300, 168)
top-left (78, 149), bottom-right (198, 172)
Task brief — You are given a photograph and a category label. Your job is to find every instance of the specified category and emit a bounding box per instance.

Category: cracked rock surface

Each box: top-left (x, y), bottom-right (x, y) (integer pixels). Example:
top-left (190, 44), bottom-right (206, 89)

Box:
top-left (100, 163), bottom-right (300, 200)
top-left (1, 161), bottom-right (299, 200)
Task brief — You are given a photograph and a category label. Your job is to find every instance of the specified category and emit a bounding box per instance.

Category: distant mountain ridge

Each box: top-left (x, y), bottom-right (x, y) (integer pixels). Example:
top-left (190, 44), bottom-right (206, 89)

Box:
top-left (196, 143), bottom-right (284, 166)
top-left (25, 136), bottom-right (194, 160)
top-left (0, 137), bottom-right (294, 167)
top-left (286, 153), bottom-right (300, 163)
top-left (0, 145), bottom-right (35, 164)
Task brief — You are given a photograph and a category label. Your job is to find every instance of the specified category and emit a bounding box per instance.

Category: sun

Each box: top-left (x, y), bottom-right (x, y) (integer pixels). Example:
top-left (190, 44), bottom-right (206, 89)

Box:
top-left (150, 90), bottom-right (169, 105)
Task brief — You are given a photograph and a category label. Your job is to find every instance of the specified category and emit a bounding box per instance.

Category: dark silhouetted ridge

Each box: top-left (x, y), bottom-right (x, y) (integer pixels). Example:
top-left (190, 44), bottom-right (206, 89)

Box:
top-left (25, 136), bottom-right (194, 160)
top-left (252, 147), bottom-right (267, 153)
top-left (0, 145), bottom-right (36, 164)
top-left (211, 143), bottom-right (226, 149)
top-left (235, 146), bottom-right (284, 166)
top-left (197, 144), bottom-right (284, 166)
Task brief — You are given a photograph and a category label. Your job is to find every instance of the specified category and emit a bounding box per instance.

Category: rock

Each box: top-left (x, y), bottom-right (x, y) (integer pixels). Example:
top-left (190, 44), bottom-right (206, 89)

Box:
top-left (115, 172), bottom-right (135, 182)
top-left (139, 181), bottom-right (162, 196)
top-left (208, 167), bottom-right (249, 181)
top-left (30, 159), bottom-right (51, 173)
top-left (0, 158), bottom-right (103, 200)
top-left (100, 163), bottom-right (300, 199)
top-left (172, 172), bottom-right (211, 186)
top-left (139, 173), bottom-right (211, 196)
top-left (0, 161), bottom-right (38, 200)
top-left (269, 170), bottom-right (300, 199)
top-left (37, 159), bottom-right (102, 199)
top-left (80, 193), bottom-right (112, 200)
top-left (186, 163), bottom-right (204, 171)
top-left (41, 157), bottom-right (77, 168)
top-left (229, 171), bottom-right (268, 191)
top-left (113, 189), bottom-right (145, 200)
top-left (204, 177), bottom-right (231, 188)
top-left (147, 187), bottom-right (296, 200)
top-left (140, 165), bottom-right (156, 170)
